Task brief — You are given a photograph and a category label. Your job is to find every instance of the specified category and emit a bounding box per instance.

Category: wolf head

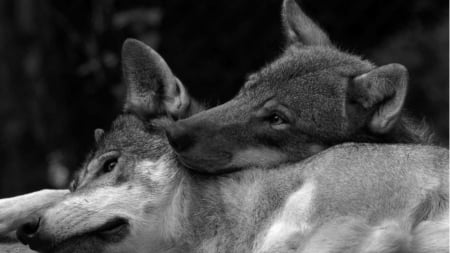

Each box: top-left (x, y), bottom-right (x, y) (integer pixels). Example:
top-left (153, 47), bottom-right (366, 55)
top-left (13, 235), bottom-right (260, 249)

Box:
top-left (164, 0), bottom-right (427, 173)
top-left (15, 39), bottom-right (201, 253)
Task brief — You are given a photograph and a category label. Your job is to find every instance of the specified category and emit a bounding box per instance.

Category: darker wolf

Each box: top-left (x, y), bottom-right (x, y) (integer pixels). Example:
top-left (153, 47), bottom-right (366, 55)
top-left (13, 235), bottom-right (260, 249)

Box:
top-left (2, 38), bottom-right (447, 253)
top-left (164, 0), bottom-right (433, 173)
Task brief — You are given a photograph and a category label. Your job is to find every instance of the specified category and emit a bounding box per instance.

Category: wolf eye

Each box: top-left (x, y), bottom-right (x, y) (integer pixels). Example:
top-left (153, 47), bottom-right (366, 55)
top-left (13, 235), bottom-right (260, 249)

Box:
top-left (267, 113), bottom-right (286, 125)
top-left (103, 159), bottom-right (118, 173)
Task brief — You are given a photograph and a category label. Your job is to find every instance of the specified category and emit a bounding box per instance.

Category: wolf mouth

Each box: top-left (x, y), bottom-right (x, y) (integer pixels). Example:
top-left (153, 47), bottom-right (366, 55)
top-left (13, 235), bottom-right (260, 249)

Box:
top-left (93, 217), bottom-right (129, 242)
top-left (45, 217), bottom-right (130, 253)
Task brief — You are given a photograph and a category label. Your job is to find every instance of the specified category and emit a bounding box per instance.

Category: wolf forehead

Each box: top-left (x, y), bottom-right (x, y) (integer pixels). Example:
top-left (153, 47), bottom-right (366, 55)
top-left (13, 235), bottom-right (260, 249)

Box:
top-left (244, 46), bottom-right (374, 93)
top-left (95, 114), bottom-right (170, 159)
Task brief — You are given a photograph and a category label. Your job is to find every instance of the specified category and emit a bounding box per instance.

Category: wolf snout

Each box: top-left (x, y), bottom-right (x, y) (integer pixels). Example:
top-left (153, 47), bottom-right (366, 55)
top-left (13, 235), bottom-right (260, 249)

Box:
top-left (164, 120), bottom-right (235, 172)
top-left (16, 216), bottom-right (52, 252)
top-left (165, 122), bottom-right (195, 152)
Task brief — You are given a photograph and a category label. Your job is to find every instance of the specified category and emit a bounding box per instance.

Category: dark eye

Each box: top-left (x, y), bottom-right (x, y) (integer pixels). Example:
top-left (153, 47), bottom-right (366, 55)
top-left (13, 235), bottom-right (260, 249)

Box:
top-left (103, 159), bottom-right (118, 173)
top-left (267, 113), bottom-right (286, 125)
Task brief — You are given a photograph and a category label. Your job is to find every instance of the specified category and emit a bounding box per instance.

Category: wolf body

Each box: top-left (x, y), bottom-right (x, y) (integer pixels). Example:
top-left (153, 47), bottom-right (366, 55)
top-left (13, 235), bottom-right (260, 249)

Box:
top-left (3, 39), bottom-right (447, 253)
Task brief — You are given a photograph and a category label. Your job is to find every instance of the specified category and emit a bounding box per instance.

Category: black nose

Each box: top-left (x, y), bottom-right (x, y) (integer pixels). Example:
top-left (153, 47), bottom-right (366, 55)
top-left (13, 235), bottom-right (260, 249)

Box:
top-left (165, 123), bottom-right (194, 152)
top-left (17, 216), bottom-right (52, 252)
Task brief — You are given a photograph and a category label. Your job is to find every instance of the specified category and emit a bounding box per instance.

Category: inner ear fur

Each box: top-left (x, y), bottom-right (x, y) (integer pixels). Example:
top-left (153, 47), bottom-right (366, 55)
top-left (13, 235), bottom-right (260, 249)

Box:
top-left (121, 38), bottom-right (192, 119)
top-left (94, 129), bottom-right (105, 144)
top-left (282, 0), bottom-right (331, 46)
top-left (349, 63), bottom-right (408, 134)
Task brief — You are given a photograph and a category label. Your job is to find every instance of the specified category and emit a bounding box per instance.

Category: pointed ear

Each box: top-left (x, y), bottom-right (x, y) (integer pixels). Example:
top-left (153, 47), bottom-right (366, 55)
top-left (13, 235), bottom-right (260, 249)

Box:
top-left (282, 0), bottom-right (331, 46)
top-left (94, 129), bottom-right (105, 143)
top-left (348, 64), bottom-right (408, 134)
top-left (122, 39), bottom-right (195, 119)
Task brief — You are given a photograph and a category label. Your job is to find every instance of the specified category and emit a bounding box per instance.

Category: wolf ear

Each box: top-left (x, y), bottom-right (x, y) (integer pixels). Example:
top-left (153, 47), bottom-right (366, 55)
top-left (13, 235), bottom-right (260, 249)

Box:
top-left (348, 64), bottom-right (408, 134)
top-left (94, 129), bottom-right (105, 143)
top-left (122, 39), bottom-right (194, 119)
top-left (282, 0), bottom-right (331, 46)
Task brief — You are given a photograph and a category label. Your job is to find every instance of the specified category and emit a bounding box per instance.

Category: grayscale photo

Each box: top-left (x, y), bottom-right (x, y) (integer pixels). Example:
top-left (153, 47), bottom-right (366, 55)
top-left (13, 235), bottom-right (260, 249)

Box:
top-left (0, 0), bottom-right (448, 252)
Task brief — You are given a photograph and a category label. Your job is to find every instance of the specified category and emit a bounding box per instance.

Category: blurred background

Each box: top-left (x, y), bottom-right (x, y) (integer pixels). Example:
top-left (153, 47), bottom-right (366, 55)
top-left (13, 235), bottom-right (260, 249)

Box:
top-left (0, 0), bottom-right (448, 197)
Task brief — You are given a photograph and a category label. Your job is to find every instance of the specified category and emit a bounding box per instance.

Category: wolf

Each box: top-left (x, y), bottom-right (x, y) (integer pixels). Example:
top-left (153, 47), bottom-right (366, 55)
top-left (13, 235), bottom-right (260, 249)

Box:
top-left (2, 39), bottom-right (447, 253)
top-left (163, 0), bottom-right (433, 173)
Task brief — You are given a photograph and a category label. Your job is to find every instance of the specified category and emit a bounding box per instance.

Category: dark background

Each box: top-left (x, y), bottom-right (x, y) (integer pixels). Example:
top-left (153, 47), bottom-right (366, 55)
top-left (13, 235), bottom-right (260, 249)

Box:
top-left (0, 0), bottom-right (448, 197)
